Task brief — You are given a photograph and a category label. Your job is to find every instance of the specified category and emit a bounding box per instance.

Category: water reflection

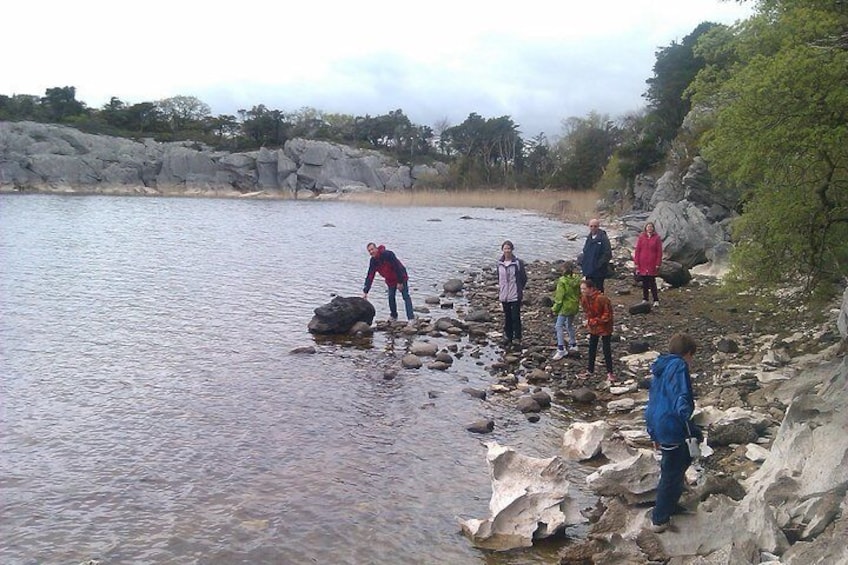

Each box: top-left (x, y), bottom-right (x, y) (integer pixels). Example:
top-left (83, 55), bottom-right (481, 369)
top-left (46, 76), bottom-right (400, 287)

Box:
top-left (1, 195), bottom-right (589, 564)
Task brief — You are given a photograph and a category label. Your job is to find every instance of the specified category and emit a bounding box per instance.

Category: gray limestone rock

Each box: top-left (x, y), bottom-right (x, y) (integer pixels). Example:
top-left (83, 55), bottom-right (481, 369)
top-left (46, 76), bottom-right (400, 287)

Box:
top-left (0, 121), bottom-right (446, 194)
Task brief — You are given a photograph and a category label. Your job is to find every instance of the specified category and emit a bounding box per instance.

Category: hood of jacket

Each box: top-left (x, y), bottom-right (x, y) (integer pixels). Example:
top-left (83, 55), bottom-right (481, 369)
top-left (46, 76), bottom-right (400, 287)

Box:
top-left (651, 352), bottom-right (684, 378)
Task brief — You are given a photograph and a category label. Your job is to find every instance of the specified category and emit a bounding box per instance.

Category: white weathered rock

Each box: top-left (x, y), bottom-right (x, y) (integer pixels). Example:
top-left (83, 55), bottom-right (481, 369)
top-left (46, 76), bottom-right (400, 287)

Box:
top-left (838, 286), bottom-right (848, 337)
top-left (762, 347), bottom-right (791, 367)
top-left (585, 449), bottom-right (659, 504)
top-left (756, 367), bottom-right (796, 383)
top-left (696, 406), bottom-right (773, 432)
top-left (731, 355), bottom-right (848, 554)
top-left (619, 350), bottom-right (660, 369)
top-left (618, 429), bottom-right (651, 446)
top-left (561, 421), bottom-right (609, 461)
top-left (745, 443), bottom-right (770, 463)
top-left (607, 398), bottom-right (636, 413)
top-left (459, 442), bottom-right (585, 550)
top-left (609, 382), bottom-right (638, 395)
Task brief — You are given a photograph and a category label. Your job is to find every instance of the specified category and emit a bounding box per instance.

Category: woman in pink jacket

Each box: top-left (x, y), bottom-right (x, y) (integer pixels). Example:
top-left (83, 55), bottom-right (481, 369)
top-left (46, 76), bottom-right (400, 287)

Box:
top-left (634, 222), bottom-right (663, 306)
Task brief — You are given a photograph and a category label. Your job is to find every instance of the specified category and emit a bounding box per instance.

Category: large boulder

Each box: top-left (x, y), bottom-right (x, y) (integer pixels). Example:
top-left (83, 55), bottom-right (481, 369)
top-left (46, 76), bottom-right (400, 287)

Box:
top-left (658, 260), bottom-right (692, 288)
top-left (651, 200), bottom-right (726, 268)
top-left (307, 296), bottom-right (375, 334)
top-left (649, 170), bottom-right (684, 208)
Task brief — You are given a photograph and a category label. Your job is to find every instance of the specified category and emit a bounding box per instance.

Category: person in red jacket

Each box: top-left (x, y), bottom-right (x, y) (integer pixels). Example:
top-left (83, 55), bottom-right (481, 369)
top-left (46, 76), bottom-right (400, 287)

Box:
top-left (579, 278), bottom-right (616, 382)
top-left (362, 242), bottom-right (414, 321)
top-left (634, 221), bottom-right (663, 307)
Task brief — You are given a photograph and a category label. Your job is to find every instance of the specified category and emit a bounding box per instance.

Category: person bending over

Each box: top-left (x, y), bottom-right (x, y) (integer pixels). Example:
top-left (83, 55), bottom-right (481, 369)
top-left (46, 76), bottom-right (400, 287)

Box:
top-left (362, 242), bottom-right (414, 321)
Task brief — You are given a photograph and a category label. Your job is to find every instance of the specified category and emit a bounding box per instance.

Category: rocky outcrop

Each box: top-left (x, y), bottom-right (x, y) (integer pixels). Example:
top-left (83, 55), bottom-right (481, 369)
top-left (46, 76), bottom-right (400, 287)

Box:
top-left (622, 159), bottom-right (732, 271)
top-left (443, 251), bottom-right (847, 561)
top-left (517, 271), bottom-right (848, 562)
top-left (0, 121), bottom-right (446, 197)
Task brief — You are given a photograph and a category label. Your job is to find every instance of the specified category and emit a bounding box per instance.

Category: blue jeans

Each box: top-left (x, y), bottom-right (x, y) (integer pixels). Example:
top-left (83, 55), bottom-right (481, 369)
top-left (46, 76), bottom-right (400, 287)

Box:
top-left (387, 282), bottom-right (414, 320)
top-left (652, 444), bottom-right (692, 525)
top-left (555, 314), bottom-right (576, 349)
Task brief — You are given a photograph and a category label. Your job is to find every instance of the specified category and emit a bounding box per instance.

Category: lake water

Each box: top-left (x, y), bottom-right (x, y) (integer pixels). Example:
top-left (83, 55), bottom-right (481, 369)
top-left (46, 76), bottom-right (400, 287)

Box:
top-left (0, 194), bottom-right (591, 565)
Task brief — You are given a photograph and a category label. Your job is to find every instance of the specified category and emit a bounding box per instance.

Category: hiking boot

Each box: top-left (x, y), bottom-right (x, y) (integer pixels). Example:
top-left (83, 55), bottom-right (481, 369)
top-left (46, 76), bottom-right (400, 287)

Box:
top-left (552, 349), bottom-right (567, 361)
top-left (650, 521), bottom-right (669, 533)
top-left (607, 372), bottom-right (617, 383)
top-left (653, 301), bottom-right (660, 307)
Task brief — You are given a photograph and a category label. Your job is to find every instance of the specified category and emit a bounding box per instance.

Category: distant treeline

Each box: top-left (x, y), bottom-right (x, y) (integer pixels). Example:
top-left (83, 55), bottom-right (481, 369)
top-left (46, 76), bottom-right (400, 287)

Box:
top-left (0, 22), bottom-right (712, 192)
top-left (3, 0), bottom-right (846, 304)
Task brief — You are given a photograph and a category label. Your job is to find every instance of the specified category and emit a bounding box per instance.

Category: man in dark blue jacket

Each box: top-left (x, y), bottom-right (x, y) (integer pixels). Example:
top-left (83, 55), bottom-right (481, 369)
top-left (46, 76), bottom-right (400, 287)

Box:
top-left (581, 218), bottom-right (612, 293)
top-left (644, 333), bottom-right (702, 532)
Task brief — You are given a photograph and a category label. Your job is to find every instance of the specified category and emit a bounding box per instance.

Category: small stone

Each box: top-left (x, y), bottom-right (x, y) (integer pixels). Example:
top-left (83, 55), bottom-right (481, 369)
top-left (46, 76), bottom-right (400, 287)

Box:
top-left (466, 419), bottom-right (494, 434)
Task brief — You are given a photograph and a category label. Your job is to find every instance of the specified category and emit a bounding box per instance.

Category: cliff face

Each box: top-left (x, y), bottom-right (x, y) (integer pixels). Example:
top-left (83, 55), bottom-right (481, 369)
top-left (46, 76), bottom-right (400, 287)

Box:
top-left (0, 121), bottom-right (447, 197)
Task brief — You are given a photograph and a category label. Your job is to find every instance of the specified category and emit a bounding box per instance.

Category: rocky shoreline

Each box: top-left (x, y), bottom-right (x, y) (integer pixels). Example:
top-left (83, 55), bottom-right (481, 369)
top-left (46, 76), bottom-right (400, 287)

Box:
top-left (329, 241), bottom-right (847, 563)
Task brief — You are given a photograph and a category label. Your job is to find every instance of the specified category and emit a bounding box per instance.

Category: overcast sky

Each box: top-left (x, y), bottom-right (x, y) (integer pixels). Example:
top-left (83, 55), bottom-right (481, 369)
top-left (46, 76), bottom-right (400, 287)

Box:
top-left (6, 0), bottom-right (753, 139)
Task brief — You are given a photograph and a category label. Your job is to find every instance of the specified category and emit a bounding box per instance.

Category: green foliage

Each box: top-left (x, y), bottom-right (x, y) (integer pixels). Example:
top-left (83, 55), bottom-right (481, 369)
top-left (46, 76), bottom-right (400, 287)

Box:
top-left (614, 23), bottom-right (719, 186)
top-left (441, 113), bottom-right (523, 187)
top-left (0, 94), bottom-right (43, 121)
top-left (695, 0), bottom-right (848, 297)
top-left (644, 22), bottom-right (716, 145)
top-left (42, 86), bottom-right (87, 121)
top-left (156, 95), bottom-right (211, 133)
top-left (523, 133), bottom-right (556, 188)
top-left (552, 112), bottom-right (618, 190)
top-left (595, 154), bottom-right (625, 195)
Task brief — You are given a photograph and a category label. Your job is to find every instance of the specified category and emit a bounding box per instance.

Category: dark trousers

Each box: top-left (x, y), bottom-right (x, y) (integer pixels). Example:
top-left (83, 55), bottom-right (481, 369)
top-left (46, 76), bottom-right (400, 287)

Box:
top-left (652, 444), bottom-right (692, 525)
top-left (501, 301), bottom-right (522, 341)
top-left (642, 275), bottom-right (659, 302)
top-left (589, 276), bottom-right (605, 293)
top-left (587, 334), bottom-right (613, 374)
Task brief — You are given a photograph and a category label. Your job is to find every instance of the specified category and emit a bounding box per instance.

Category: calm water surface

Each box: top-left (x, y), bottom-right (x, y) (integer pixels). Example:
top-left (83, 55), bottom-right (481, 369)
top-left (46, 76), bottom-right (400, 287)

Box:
top-left (0, 194), bottom-right (591, 565)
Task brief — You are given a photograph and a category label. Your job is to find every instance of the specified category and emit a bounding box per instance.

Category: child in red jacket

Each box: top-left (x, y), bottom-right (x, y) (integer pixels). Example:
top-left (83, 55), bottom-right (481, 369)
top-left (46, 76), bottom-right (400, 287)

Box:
top-left (579, 278), bottom-right (615, 382)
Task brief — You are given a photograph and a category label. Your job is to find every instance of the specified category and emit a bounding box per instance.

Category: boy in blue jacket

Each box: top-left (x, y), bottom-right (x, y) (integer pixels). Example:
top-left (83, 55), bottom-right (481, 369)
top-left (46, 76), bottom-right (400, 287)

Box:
top-left (644, 333), bottom-right (702, 532)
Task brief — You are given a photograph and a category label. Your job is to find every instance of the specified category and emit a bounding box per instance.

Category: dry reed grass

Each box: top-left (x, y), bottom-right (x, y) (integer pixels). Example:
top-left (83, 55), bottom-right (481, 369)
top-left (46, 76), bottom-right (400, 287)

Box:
top-left (343, 189), bottom-right (600, 223)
